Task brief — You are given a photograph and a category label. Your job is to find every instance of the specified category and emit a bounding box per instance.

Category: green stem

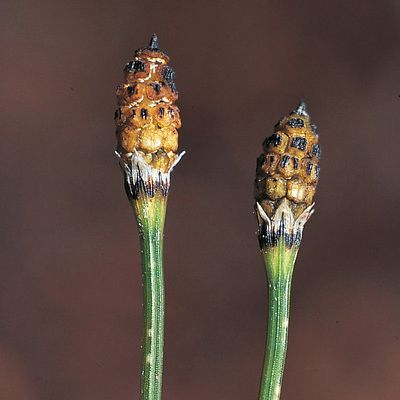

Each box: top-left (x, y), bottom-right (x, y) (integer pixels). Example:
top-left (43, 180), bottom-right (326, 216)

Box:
top-left (259, 238), bottom-right (299, 400)
top-left (131, 193), bottom-right (167, 400)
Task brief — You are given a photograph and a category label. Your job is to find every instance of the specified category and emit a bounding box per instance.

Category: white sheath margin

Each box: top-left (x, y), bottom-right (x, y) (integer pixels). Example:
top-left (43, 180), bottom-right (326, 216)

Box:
top-left (116, 150), bottom-right (185, 195)
top-left (256, 198), bottom-right (315, 246)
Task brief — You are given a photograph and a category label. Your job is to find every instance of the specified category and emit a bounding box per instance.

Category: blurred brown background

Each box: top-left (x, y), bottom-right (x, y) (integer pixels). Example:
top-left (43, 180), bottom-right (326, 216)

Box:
top-left (1, 0), bottom-right (399, 399)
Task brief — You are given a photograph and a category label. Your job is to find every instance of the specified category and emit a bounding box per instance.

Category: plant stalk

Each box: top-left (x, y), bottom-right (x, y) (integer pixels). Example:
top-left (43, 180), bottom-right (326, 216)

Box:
top-left (255, 102), bottom-right (320, 399)
top-left (131, 192), bottom-right (167, 400)
top-left (259, 238), bottom-right (299, 400)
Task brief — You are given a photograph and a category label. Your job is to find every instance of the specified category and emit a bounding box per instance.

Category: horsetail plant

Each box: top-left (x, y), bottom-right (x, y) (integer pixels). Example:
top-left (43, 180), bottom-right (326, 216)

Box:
top-left (254, 102), bottom-right (321, 400)
top-left (115, 34), bottom-right (184, 400)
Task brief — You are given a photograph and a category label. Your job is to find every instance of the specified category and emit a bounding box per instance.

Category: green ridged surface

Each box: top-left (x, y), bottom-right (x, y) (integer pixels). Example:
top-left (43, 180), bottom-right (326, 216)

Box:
top-left (131, 193), bottom-right (167, 400)
top-left (259, 239), bottom-right (299, 400)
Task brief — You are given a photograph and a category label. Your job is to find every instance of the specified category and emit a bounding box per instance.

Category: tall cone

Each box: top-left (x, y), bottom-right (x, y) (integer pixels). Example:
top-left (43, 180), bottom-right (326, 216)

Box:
top-left (115, 34), bottom-right (183, 198)
top-left (255, 102), bottom-right (321, 247)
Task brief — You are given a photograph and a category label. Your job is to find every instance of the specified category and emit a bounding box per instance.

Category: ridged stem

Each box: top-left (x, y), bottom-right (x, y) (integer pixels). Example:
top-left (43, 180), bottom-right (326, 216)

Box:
top-left (131, 192), bottom-right (167, 400)
top-left (259, 238), bottom-right (299, 400)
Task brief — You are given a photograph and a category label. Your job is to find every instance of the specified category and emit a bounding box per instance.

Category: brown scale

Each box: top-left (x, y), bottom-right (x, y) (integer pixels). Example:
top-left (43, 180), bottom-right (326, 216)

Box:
top-left (255, 102), bottom-right (321, 219)
top-left (115, 33), bottom-right (181, 173)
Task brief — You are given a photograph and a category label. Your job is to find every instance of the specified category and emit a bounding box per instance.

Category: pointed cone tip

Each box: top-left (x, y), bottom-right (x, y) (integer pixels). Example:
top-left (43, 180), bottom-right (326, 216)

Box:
top-left (293, 100), bottom-right (309, 117)
top-left (148, 33), bottom-right (159, 49)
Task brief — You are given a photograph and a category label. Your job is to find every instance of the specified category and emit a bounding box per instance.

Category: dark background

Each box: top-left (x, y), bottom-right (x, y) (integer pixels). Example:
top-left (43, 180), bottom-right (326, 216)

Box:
top-left (1, 0), bottom-right (399, 399)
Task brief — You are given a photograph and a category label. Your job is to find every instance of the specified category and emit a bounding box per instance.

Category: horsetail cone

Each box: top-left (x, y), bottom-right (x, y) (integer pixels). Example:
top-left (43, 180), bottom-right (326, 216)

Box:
top-left (115, 33), bottom-right (184, 198)
top-left (115, 35), bottom-right (183, 400)
top-left (255, 103), bottom-right (321, 400)
top-left (255, 102), bottom-right (321, 248)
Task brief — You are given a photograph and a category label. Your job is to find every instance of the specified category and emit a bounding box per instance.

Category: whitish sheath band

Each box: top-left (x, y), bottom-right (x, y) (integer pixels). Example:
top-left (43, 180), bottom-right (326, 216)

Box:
top-left (256, 198), bottom-right (314, 248)
top-left (116, 150), bottom-right (185, 199)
